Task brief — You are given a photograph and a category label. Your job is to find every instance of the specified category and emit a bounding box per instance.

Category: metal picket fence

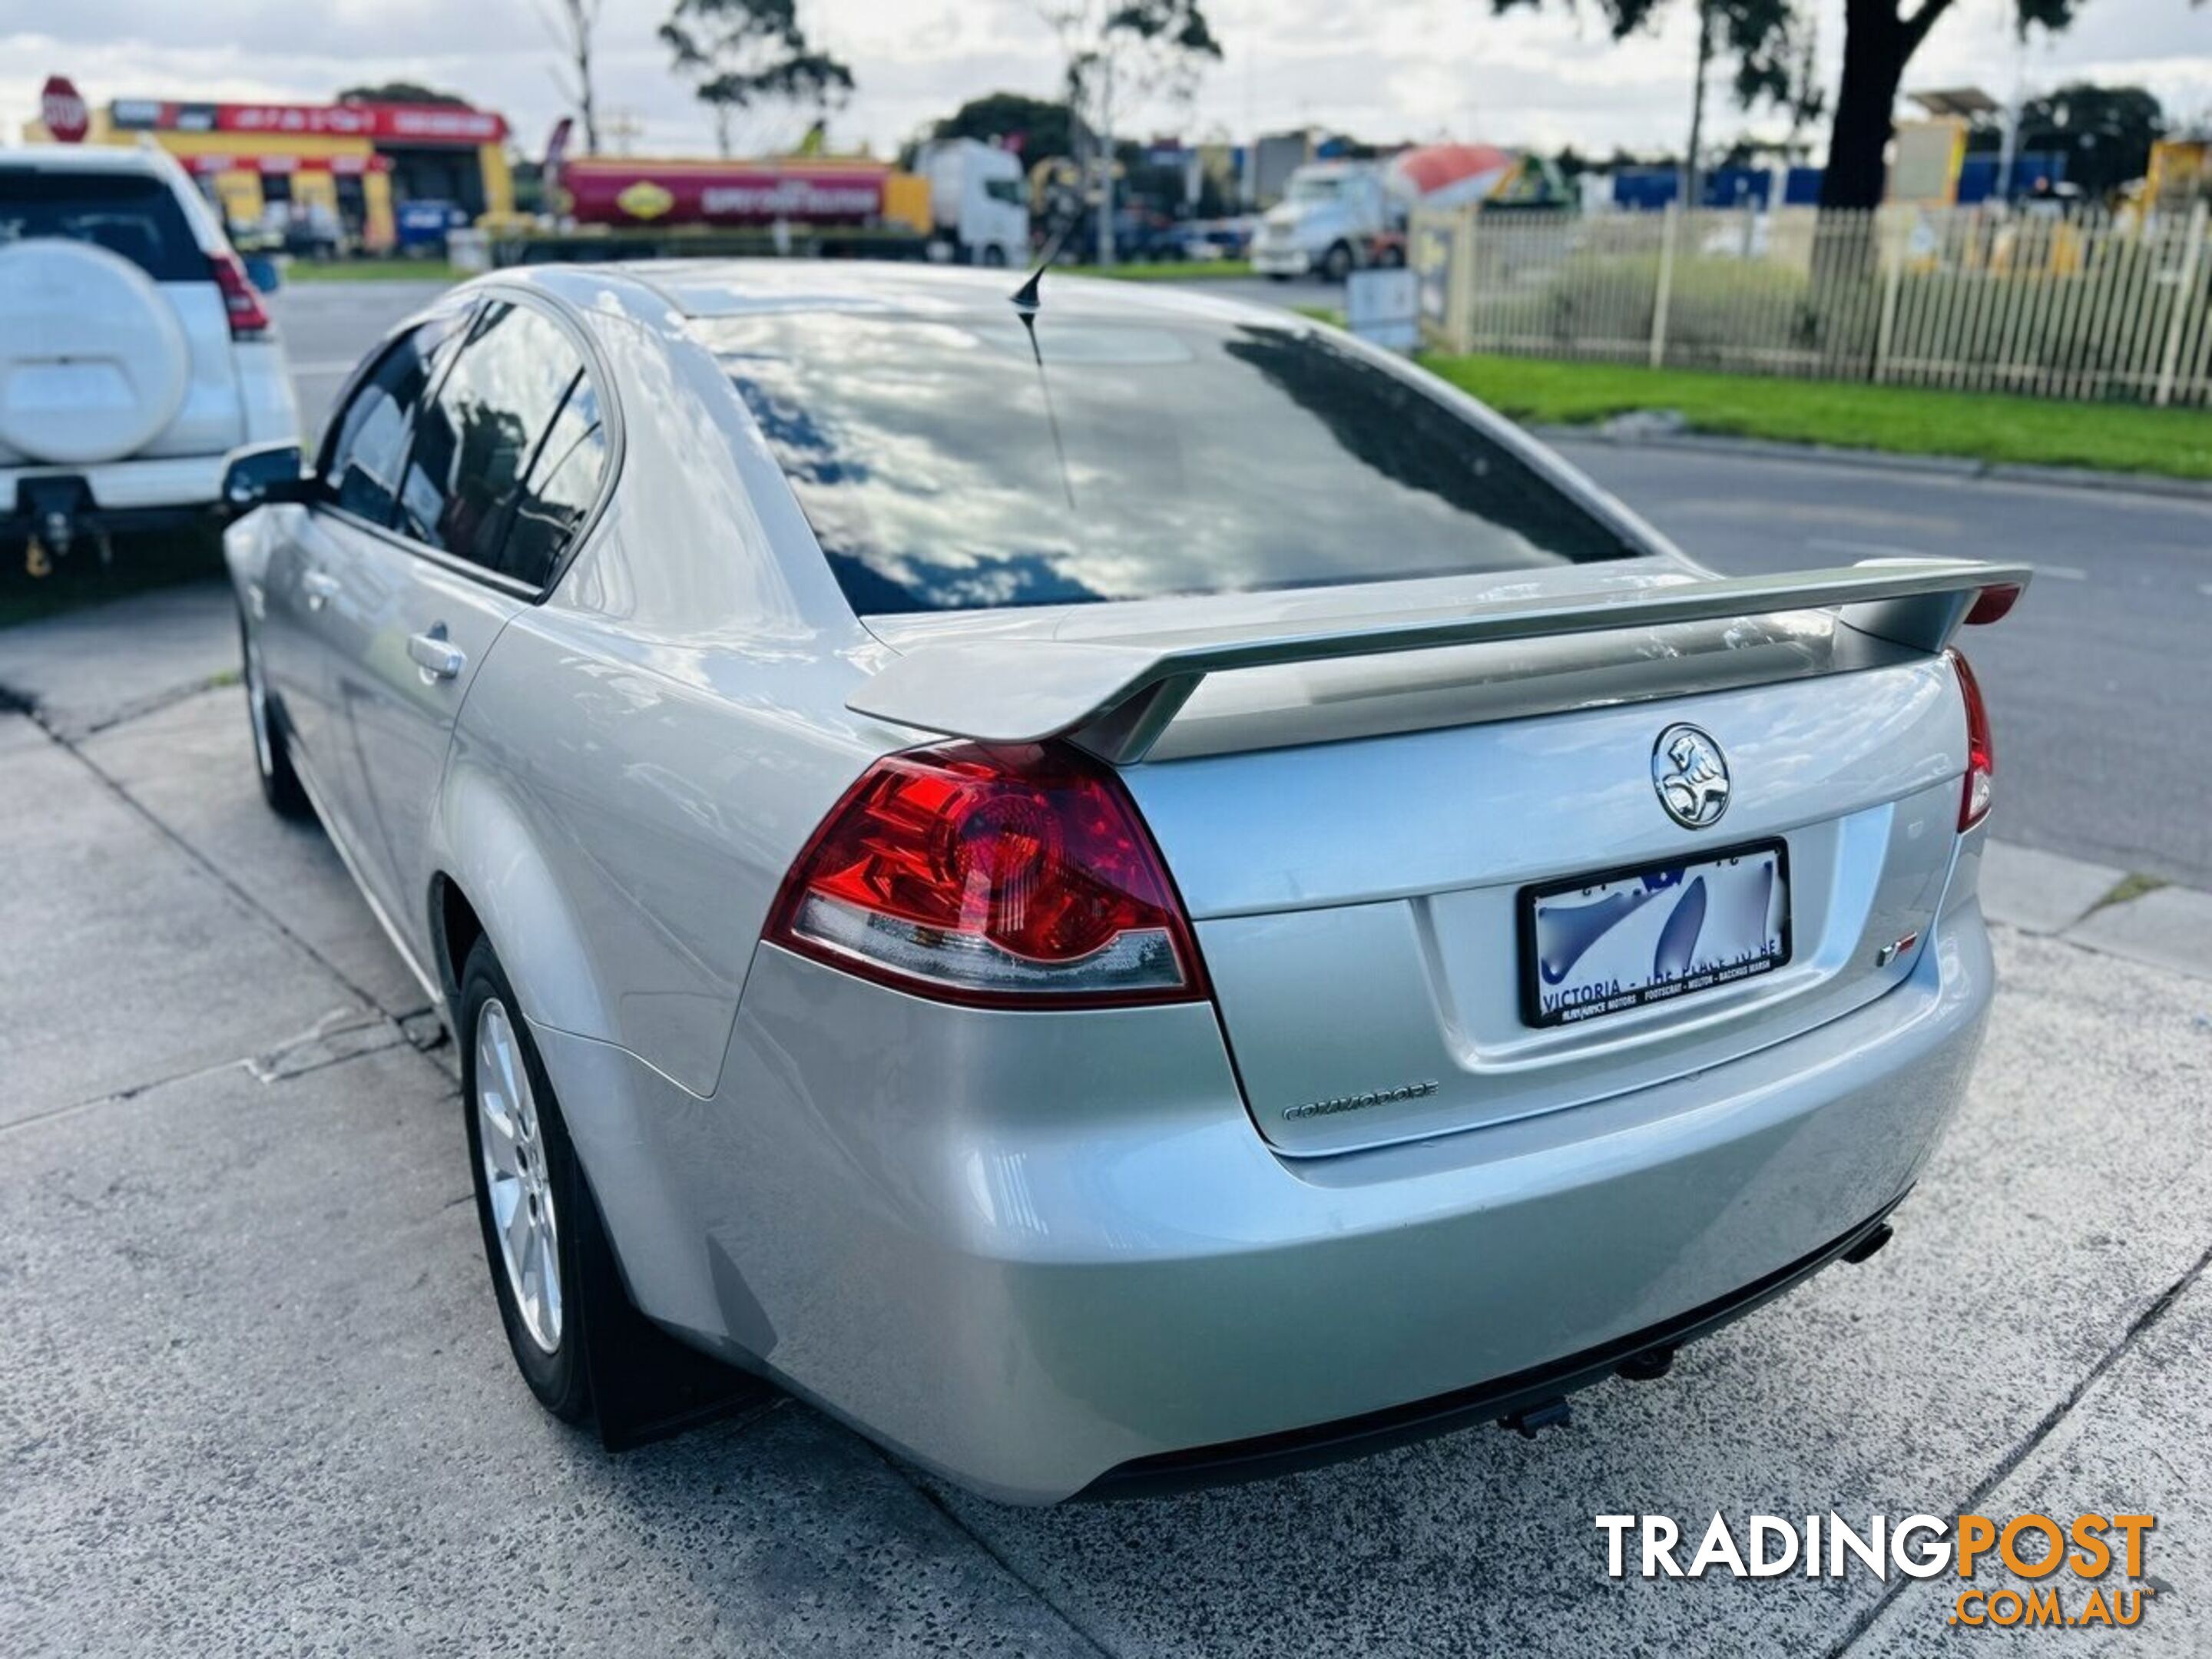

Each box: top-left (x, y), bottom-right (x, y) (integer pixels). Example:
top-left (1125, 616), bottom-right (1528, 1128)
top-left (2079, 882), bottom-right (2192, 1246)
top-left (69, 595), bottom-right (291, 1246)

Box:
top-left (1411, 200), bottom-right (2212, 407)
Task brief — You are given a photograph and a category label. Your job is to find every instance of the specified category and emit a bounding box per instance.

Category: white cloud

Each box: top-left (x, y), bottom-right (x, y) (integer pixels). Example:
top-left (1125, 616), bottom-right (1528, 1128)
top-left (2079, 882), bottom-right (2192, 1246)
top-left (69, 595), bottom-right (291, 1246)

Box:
top-left (3, 0), bottom-right (2207, 163)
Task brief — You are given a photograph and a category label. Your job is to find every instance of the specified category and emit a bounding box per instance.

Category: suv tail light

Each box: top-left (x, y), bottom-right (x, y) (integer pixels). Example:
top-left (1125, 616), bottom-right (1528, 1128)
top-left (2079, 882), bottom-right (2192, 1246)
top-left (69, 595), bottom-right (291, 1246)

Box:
top-left (208, 250), bottom-right (270, 339)
top-left (1949, 647), bottom-right (1993, 831)
top-left (767, 742), bottom-right (1207, 1008)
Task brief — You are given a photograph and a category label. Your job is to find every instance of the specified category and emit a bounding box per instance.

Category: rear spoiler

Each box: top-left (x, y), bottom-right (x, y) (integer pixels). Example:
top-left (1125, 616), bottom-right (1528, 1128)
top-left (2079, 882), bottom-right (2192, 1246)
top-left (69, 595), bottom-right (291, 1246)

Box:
top-left (848, 560), bottom-right (2032, 764)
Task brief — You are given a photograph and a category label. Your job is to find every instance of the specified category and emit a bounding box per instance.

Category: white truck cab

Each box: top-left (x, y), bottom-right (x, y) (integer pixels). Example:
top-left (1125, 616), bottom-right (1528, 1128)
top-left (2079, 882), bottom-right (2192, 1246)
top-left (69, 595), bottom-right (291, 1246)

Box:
top-left (1250, 161), bottom-right (1394, 282)
top-left (916, 139), bottom-right (1030, 269)
top-left (1, 143), bottom-right (296, 567)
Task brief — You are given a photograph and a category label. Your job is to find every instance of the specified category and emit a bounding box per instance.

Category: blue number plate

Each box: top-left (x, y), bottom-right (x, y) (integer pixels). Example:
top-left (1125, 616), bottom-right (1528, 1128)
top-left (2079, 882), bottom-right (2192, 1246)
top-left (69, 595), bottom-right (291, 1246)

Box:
top-left (1520, 839), bottom-right (1792, 1028)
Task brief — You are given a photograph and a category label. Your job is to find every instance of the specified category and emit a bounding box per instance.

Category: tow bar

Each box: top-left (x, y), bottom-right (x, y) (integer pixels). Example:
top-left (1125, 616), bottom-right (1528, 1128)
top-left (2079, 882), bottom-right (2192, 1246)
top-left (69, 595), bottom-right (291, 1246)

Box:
top-left (14, 477), bottom-right (114, 578)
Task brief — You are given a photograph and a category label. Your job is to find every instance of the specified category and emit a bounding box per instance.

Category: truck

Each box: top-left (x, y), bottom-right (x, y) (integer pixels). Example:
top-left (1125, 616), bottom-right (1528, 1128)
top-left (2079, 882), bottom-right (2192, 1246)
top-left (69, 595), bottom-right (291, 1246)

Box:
top-left (544, 139), bottom-right (1028, 268)
top-left (912, 138), bottom-right (1029, 267)
top-left (1249, 160), bottom-right (1396, 282)
top-left (1250, 144), bottom-right (1528, 282)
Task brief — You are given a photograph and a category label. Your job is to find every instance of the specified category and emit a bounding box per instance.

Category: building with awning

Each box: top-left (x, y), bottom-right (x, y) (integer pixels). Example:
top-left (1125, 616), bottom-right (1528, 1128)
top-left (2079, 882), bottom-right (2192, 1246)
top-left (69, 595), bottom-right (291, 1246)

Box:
top-left (27, 92), bottom-right (512, 253)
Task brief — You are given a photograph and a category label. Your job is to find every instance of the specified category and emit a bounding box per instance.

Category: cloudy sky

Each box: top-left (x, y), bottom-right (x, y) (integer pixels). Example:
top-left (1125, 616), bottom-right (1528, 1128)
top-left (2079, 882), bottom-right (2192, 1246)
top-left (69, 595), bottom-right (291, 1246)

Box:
top-left (2, 0), bottom-right (2207, 165)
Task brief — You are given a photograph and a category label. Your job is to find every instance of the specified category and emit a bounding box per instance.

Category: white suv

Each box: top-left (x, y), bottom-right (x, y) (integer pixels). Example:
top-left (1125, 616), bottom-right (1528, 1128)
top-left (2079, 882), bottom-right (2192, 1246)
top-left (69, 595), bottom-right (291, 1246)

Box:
top-left (1, 144), bottom-right (297, 565)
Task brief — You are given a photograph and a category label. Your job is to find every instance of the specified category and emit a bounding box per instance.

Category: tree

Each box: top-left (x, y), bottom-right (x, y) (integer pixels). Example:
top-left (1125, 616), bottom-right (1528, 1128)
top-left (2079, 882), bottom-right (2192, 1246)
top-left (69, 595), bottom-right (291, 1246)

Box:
top-left (1042, 0), bottom-right (1223, 260)
top-left (660, 0), bottom-right (855, 158)
top-left (1820, 0), bottom-right (2080, 208)
top-left (1965, 81), bottom-right (2166, 200)
top-left (932, 91), bottom-right (1077, 164)
top-left (538, 0), bottom-right (605, 156)
top-left (1492, 0), bottom-right (2091, 210)
top-left (1498, 0), bottom-right (1818, 205)
top-left (337, 81), bottom-right (471, 107)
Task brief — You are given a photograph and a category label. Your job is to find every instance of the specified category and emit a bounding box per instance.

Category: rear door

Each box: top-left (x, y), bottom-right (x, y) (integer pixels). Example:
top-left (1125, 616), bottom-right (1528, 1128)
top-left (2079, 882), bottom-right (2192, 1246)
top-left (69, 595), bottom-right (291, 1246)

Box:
top-left (331, 296), bottom-right (611, 958)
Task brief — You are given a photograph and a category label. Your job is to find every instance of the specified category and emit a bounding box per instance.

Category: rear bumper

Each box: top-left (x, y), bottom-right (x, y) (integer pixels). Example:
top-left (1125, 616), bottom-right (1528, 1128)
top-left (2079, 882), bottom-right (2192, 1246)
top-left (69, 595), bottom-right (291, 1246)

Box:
top-left (6, 453), bottom-right (229, 520)
top-left (1084, 1197), bottom-right (1904, 1498)
top-left (543, 893), bottom-right (1995, 1505)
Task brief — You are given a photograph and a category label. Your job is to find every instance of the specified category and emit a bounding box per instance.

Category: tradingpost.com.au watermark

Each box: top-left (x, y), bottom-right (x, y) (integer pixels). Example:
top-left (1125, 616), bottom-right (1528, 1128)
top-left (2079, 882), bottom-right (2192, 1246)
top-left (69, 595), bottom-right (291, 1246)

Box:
top-left (1598, 1512), bottom-right (2158, 1630)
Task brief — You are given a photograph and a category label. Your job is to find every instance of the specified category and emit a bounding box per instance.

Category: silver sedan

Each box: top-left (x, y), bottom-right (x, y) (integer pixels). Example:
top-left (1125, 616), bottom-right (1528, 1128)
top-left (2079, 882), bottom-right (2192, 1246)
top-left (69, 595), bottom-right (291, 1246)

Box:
top-left (220, 262), bottom-right (2027, 1502)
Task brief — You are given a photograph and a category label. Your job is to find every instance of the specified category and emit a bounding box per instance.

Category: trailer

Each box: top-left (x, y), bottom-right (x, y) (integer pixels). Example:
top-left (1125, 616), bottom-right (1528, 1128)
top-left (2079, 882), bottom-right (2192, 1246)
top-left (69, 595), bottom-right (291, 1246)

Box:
top-left (516, 143), bottom-right (1028, 269)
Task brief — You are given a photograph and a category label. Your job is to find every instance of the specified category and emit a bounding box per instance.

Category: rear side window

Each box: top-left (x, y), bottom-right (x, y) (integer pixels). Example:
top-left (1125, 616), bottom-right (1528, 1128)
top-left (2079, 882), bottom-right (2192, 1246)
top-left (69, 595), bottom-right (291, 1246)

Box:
top-left (321, 316), bottom-right (465, 527)
top-left (705, 310), bottom-right (1641, 615)
top-left (0, 167), bottom-right (204, 282)
top-left (498, 376), bottom-right (609, 588)
top-left (399, 300), bottom-right (591, 581)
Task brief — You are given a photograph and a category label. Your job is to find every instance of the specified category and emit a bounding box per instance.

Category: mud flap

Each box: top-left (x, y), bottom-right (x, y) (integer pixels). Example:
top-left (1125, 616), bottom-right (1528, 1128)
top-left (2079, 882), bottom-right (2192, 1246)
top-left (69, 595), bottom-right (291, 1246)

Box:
top-left (574, 1174), bottom-right (771, 1452)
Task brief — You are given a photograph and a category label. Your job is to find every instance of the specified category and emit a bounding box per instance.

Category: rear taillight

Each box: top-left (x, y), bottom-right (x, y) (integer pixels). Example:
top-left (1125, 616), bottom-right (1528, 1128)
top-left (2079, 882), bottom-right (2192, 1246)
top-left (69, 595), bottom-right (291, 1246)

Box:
top-left (767, 741), bottom-right (1206, 1008)
top-left (208, 250), bottom-right (270, 339)
top-left (1949, 647), bottom-right (1993, 831)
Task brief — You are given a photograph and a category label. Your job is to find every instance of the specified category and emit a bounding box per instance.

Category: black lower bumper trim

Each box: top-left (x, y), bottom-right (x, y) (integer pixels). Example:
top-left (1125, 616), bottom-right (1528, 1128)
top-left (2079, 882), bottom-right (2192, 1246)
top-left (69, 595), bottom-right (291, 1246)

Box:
top-left (1077, 1196), bottom-right (1906, 1500)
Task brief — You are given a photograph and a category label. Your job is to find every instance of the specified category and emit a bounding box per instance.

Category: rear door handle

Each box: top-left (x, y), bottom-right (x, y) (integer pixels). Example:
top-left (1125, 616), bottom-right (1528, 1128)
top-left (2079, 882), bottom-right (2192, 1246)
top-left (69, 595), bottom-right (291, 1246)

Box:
top-left (407, 628), bottom-right (466, 682)
top-left (300, 568), bottom-right (340, 609)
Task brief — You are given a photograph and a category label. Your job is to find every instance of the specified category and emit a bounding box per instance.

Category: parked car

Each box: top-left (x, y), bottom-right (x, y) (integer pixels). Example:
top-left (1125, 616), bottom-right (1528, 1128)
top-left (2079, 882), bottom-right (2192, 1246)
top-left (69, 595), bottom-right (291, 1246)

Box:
top-left (218, 262), bottom-right (2027, 1504)
top-left (1, 144), bottom-right (296, 568)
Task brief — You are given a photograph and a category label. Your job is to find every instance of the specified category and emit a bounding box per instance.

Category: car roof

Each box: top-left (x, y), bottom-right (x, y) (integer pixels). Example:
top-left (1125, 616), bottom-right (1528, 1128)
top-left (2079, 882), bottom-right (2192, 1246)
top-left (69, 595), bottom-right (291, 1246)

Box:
top-left (588, 257), bottom-right (1298, 333)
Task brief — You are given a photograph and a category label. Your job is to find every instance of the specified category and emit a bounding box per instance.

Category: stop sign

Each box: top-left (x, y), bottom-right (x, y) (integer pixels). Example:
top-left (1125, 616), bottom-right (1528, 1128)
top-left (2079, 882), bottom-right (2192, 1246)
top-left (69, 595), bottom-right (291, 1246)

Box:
top-left (41, 76), bottom-right (89, 144)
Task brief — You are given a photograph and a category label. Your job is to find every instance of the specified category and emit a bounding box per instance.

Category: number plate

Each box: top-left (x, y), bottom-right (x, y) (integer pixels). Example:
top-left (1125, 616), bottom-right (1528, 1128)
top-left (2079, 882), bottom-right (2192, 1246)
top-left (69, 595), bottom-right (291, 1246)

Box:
top-left (1519, 839), bottom-right (1791, 1028)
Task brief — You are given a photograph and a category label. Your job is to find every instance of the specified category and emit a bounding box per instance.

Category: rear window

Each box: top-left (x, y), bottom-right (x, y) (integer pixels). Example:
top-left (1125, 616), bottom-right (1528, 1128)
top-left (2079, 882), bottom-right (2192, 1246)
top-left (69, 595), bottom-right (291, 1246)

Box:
top-left (0, 167), bottom-right (204, 282)
top-left (704, 310), bottom-right (1641, 615)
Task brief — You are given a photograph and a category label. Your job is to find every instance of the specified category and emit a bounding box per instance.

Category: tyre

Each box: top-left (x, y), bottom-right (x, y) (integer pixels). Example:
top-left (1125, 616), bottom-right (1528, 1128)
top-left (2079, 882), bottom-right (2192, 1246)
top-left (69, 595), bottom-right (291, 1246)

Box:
top-left (239, 614), bottom-right (311, 819)
top-left (980, 243), bottom-right (1008, 268)
top-left (460, 939), bottom-right (594, 1423)
top-left (1320, 241), bottom-right (1354, 283)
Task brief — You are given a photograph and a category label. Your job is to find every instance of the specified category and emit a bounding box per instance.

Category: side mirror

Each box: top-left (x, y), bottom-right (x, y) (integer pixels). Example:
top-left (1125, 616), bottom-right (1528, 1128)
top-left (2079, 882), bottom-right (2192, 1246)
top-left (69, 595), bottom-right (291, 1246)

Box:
top-left (220, 442), bottom-right (312, 517)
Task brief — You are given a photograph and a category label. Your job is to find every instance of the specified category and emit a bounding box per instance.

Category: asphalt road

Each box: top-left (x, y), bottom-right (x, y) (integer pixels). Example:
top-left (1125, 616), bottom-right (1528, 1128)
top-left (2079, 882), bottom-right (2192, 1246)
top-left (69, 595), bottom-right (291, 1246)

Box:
top-left (270, 276), bottom-right (2212, 887)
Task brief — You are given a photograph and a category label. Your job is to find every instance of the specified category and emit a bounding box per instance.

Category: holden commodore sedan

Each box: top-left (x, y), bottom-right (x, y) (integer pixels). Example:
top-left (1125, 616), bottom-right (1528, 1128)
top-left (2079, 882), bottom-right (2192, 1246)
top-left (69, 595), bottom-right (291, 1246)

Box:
top-left (220, 262), bottom-right (2027, 1503)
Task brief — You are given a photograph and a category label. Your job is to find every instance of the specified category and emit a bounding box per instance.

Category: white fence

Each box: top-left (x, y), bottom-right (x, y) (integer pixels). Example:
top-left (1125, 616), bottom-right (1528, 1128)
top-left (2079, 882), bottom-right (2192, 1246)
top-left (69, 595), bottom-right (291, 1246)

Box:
top-left (1411, 201), bottom-right (2212, 407)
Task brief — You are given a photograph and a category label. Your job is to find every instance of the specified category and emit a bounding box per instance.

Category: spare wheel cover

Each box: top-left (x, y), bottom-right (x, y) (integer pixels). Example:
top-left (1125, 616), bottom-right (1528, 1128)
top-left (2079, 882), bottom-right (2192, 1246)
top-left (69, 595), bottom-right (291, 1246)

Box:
top-left (0, 239), bottom-right (192, 465)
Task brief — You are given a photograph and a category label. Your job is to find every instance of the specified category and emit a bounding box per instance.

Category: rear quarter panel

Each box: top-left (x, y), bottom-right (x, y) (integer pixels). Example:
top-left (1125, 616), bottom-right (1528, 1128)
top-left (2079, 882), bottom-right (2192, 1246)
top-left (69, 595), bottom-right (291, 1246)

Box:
top-left (440, 300), bottom-right (902, 1096)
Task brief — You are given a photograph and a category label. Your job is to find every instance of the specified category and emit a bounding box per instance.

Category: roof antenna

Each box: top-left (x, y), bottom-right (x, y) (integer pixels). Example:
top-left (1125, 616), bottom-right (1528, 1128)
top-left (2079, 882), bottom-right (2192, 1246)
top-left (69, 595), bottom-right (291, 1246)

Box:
top-left (1009, 214), bottom-right (1076, 314)
top-left (1008, 218), bottom-right (1078, 509)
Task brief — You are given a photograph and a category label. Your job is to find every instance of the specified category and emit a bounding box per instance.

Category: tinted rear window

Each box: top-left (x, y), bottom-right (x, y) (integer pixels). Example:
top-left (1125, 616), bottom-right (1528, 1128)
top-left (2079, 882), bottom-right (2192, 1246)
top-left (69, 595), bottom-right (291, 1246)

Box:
top-left (0, 167), bottom-right (204, 282)
top-left (704, 310), bottom-right (1640, 614)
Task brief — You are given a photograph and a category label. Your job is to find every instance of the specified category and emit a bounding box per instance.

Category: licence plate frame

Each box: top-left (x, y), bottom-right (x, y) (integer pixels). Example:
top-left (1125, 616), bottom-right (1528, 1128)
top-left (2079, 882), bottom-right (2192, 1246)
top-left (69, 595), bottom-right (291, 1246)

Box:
top-left (1517, 837), bottom-right (1793, 1029)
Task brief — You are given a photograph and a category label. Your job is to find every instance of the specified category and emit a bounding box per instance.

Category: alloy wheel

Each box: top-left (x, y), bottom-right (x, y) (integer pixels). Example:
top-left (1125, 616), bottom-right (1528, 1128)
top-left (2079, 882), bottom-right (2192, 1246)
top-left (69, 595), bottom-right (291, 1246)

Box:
top-left (475, 998), bottom-right (563, 1353)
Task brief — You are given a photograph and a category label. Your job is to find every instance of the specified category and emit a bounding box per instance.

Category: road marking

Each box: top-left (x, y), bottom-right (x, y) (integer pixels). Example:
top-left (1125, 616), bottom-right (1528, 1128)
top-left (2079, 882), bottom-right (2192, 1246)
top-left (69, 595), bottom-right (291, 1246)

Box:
top-left (286, 359), bottom-right (360, 377)
top-left (2039, 565), bottom-right (2087, 581)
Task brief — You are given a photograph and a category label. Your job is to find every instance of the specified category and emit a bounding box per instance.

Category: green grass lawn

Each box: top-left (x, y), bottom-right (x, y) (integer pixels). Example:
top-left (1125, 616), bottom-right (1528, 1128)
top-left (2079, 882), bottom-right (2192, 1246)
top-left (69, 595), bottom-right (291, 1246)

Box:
top-left (1414, 353), bottom-right (2212, 482)
top-left (1061, 259), bottom-right (1251, 281)
top-left (283, 258), bottom-right (465, 284)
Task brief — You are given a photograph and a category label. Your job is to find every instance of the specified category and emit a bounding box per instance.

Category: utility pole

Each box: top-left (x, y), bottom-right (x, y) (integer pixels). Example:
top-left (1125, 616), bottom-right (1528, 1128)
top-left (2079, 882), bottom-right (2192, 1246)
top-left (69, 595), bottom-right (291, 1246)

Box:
top-left (1096, 52), bottom-right (1117, 267)
top-left (1683, 0), bottom-right (1714, 214)
top-left (1995, 23), bottom-right (2029, 205)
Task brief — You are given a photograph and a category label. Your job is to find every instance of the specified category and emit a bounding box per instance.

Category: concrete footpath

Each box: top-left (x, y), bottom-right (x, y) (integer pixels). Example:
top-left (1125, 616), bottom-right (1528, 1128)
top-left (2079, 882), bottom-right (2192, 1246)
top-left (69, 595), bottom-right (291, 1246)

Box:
top-left (3, 587), bottom-right (2209, 1656)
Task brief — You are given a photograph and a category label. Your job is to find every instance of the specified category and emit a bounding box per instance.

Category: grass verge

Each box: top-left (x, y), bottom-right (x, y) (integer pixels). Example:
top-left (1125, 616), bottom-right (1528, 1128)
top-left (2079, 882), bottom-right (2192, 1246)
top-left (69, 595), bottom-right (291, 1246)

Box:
top-left (1412, 353), bottom-right (2212, 482)
top-left (283, 259), bottom-right (465, 285)
top-left (1062, 259), bottom-right (1252, 281)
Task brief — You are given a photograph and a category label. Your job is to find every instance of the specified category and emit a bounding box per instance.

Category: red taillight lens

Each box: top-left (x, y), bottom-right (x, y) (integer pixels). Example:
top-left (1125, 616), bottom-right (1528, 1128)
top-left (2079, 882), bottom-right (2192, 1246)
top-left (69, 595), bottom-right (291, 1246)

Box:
top-left (1965, 583), bottom-right (2021, 627)
top-left (1949, 647), bottom-right (1993, 831)
top-left (767, 742), bottom-right (1207, 1008)
top-left (209, 250), bottom-right (270, 339)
